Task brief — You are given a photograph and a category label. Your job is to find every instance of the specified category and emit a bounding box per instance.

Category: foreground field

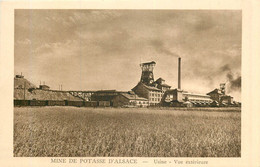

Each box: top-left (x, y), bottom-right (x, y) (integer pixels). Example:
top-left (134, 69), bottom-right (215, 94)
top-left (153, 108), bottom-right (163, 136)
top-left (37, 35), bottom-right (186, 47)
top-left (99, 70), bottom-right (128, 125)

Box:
top-left (14, 107), bottom-right (241, 157)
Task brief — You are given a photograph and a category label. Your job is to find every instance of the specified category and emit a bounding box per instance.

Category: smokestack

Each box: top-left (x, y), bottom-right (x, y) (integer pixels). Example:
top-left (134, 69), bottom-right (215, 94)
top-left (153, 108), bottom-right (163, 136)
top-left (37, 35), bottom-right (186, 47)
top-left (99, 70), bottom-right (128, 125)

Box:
top-left (178, 57), bottom-right (181, 89)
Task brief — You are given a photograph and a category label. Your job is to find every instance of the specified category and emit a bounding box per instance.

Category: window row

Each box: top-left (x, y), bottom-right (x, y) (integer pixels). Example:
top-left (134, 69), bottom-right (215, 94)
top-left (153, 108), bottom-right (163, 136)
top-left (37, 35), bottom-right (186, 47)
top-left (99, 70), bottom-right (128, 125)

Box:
top-left (150, 98), bottom-right (161, 102)
top-left (150, 93), bottom-right (163, 97)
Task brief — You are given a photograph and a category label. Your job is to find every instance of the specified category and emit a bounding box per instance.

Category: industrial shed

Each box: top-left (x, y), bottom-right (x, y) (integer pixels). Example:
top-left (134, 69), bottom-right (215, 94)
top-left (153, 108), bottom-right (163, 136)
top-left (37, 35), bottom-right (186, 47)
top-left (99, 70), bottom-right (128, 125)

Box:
top-left (162, 89), bottom-right (213, 107)
top-left (91, 90), bottom-right (126, 107)
top-left (14, 88), bottom-right (82, 101)
top-left (113, 92), bottom-right (148, 107)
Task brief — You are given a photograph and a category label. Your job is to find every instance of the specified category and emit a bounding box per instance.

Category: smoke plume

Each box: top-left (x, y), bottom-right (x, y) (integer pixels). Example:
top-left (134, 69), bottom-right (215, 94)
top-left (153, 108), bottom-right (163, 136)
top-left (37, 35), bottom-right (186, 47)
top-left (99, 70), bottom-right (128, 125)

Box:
top-left (150, 39), bottom-right (180, 58)
top-left (220, 64), bottom-right (231, 72)
top-left (226, 71), bottom-right (241, 93)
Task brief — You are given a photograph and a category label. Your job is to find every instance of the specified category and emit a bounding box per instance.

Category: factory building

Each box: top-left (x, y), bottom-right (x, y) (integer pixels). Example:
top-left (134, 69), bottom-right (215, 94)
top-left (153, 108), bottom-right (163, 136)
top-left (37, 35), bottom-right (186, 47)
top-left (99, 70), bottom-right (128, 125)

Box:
top-left (132, 61), bottom-right (171, 106)
top-left (207, 85), bottom-right (234, 106)
top-left (132, 58), bottom-right (236, 107)
top-left (14, 55), bottom-right (240, 108)
top-left (162, 89), bottom-right (213, 107)
top-left (154, 78), bottom-right (171, 93)
top-left (132, 82), bottom-right (163, 106)
top-left (221, 95), bottom-right (234, 105)
top-left (113, 91), bottom-right (148, 107)
top-left (91, 90), bottom-right (120, 107)
top-left (91, 90), bottom-right (149, 107)
top-left (207, 89), bottom-right (223, 102)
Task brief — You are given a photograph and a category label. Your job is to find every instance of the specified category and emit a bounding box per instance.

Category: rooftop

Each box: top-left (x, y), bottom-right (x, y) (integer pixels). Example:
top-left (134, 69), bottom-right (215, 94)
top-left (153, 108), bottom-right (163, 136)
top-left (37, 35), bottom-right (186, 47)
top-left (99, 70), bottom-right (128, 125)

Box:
top-left (207, 89), bottom-right (223, 95)
top-left (14, 89), bottom-right (83, 101)
top-left (120, 92), bottom-right (148, 101)
top-left (141, 82), bottom-right (161, 91)
top-left (140, 61), bottom-right (156, 66)
top-left (160, 83), bottom-right (171, 88)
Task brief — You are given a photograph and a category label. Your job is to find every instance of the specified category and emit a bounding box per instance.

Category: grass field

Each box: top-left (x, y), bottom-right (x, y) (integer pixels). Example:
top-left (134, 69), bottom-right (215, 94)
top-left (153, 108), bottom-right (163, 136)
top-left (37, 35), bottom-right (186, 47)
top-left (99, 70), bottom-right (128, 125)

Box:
top-left (14, 107), bottom-right (241, 157)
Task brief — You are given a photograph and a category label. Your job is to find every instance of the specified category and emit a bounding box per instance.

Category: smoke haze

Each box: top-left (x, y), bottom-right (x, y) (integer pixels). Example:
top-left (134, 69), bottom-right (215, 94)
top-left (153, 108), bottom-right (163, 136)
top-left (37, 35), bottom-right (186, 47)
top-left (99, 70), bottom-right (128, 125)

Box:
top-left (150, 39), bottom-right (180, 58)
top-left (226, 72), bottom-right (241, 93)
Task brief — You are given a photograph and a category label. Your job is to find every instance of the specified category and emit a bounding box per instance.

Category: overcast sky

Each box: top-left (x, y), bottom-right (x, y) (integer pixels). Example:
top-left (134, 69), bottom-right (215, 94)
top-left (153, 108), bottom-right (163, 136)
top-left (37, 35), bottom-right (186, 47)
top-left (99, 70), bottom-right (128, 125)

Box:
top-left (14, 10), bottom-right (241, 101)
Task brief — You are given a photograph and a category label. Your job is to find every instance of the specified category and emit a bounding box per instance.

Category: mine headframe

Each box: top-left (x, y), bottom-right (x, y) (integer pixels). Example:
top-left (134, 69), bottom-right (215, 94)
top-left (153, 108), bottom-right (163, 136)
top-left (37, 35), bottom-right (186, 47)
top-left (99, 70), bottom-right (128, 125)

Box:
top-left (140, 61), bottom-right (156, 86)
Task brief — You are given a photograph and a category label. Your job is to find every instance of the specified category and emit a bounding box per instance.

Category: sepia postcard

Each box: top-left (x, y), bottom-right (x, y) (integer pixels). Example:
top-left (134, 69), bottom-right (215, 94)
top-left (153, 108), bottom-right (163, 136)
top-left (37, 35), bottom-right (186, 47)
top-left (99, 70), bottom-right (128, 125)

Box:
top-left (0, 0), bottom-right (260, 167)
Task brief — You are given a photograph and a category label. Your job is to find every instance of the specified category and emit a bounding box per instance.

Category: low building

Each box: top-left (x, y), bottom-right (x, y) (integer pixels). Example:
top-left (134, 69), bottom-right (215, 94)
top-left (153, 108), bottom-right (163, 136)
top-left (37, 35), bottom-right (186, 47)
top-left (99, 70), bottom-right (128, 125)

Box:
top-left (182, 91), bottom-right (213, 106)
top-left (69, 91), bottom-right (96, 101)
top-left (162, 89), bottom-right (212, 107)
top-left (132, 82), bottom-right (163, 106)
top-left (113, 91), bottom-right (148, 107)
top-left (91, 90), bottom-right (127, 107)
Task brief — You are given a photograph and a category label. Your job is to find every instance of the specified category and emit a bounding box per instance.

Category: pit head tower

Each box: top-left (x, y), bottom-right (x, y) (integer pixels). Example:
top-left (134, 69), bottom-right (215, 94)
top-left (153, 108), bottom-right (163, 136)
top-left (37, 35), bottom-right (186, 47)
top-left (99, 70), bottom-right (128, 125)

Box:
top-left (140, 61), bottom-right (156, 86)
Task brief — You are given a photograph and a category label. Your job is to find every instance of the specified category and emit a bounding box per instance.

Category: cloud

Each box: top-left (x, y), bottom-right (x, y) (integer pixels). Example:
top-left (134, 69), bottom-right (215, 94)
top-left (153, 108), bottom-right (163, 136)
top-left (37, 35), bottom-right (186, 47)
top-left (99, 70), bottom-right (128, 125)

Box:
top-left (14, 10), bottom-right (242, 100)
top-left (16, 39), bottom-right (31, 45)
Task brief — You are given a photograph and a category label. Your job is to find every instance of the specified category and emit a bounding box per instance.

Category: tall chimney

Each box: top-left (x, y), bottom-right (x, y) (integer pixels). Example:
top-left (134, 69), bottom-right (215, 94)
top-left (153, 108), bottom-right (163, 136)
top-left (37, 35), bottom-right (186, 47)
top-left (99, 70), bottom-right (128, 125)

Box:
top-left (178, 57), bottom-right (181, 89)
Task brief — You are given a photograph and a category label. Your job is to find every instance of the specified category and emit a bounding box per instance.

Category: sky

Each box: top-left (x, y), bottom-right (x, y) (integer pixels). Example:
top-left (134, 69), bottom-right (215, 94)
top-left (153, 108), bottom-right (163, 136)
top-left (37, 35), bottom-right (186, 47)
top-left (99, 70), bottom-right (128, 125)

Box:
top-left (14, 10), bottom-right (242, 101)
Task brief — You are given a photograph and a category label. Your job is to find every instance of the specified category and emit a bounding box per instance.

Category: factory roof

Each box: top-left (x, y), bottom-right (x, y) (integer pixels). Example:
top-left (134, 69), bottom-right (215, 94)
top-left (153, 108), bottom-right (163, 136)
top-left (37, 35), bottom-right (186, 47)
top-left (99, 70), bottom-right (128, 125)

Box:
top-left (140, 61), bottom-right (156, 66)
top-left (95, 90), bottom-right (117, 93)
top-left (207, 89), bottom-right (223, 95)
top-left (39, 84), bottom-right (50, 88)
top-left (155, 78), bottom-right (171, 88)
top-left (182, 92), bottom-right (211, 97)
top-left (166, 88), bottom-right (183, 92)
top-left (14, 89), bottom-right (83, 101)
top-left (120, 93), bottom-right (148, 101)
top-left (132, 82), bottom-right (161, 91)
top-left (39, 84), bottom-right (50, 90)
top-left (141, 83), bottom-right (161, 91)
top-left (160, 83), bottom-right (171, 88)
top-left (221, 95), bottom-right (233, 99)
top-left (165, 89), bottom-right (210, 97)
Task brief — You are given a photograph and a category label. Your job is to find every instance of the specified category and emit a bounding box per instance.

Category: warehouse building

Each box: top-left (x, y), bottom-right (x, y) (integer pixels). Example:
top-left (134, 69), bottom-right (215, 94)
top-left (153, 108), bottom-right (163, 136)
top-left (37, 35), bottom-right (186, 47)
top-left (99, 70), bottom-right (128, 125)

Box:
top-left (90, 90), bottom-right (149, 107)
top-left (162, 89), bottom-right (213, 107)
top-left (91, 90), bottom-right (119, 107)
top-left (113, 91), bottom-right (148, 107)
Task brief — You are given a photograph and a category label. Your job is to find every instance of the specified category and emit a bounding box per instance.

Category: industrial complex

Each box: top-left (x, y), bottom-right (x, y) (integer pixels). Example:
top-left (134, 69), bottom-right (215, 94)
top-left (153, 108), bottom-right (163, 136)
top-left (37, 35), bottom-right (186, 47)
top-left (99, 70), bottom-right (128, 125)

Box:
top-left (14, 58), bottom-right (241, 107)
